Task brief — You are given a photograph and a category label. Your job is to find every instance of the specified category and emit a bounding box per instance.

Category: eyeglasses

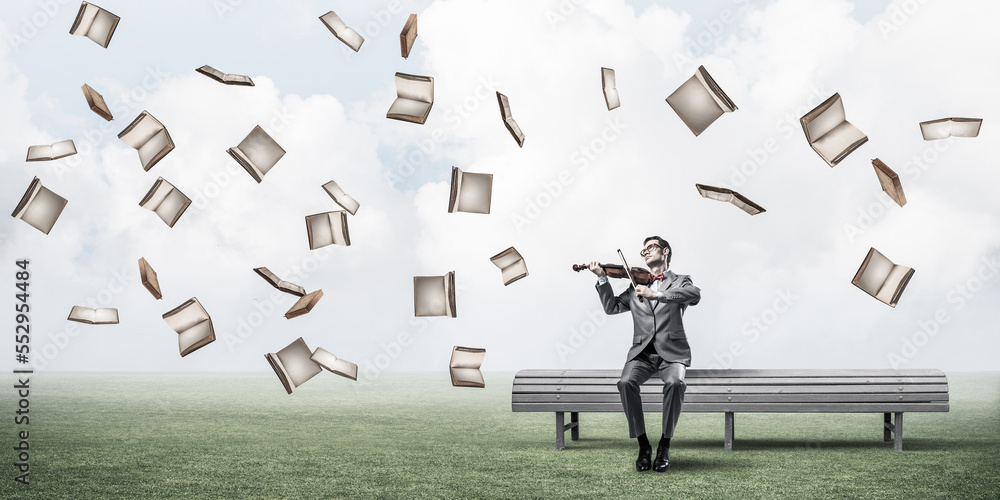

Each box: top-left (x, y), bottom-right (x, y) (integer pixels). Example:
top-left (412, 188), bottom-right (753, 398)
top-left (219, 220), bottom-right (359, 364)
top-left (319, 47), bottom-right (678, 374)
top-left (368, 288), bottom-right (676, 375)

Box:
top-left (640, 244), bottom-right (662, 257)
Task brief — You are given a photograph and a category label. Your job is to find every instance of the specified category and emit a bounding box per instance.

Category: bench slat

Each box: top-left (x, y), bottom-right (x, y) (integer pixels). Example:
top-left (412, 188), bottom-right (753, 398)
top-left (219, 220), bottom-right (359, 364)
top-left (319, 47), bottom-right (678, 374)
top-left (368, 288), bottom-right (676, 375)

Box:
top-left (514, 369), bottom-right (947, 378)
top-left (512, 384), bottom-right (950, 395)
top-left (512, 402), bottom-right (950, 413)
top-left (512, 376), bottom-right (947, 386)
top-left (512, 393), bottom-right (949, 404)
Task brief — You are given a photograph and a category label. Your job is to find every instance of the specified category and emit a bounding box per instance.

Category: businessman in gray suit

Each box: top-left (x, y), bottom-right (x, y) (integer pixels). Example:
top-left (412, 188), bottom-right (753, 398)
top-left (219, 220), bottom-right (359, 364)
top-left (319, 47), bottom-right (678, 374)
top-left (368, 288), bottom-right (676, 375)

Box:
top-left (588, 236), bottom-right (700, 472)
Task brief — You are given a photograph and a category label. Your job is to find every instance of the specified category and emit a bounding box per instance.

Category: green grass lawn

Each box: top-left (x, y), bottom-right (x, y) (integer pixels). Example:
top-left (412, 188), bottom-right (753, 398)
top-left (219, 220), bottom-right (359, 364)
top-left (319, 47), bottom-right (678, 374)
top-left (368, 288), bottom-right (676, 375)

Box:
top-left (1, 371), bottom-right (998, 499)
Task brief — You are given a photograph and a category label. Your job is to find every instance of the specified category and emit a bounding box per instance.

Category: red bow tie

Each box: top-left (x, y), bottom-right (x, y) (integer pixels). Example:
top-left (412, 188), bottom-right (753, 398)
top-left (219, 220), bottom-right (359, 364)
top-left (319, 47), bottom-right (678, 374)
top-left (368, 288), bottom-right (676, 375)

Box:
top-left (649, 272), bottom-right (664, 283)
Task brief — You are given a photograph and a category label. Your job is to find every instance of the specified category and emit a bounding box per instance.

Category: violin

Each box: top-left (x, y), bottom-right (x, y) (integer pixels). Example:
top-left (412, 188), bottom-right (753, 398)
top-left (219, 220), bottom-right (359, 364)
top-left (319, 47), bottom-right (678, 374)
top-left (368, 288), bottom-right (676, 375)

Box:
top-left (572, 263), bottom-right (653, 286)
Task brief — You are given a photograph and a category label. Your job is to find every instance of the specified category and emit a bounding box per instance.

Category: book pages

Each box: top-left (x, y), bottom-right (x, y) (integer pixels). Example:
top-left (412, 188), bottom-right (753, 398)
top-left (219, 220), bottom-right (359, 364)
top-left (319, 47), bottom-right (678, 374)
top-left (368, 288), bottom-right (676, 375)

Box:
top-left (311, 347), bottom-right (359, 381)
top-left (497, 92), bottom-right (525, 147)
top-left (305, 211), bottom-right (351, 249)
top-left (665, 65), bottom-right (736, 136)
top-left (162, 298), bottom-right (215, 356)
top-left (851, 247), bottom-right (914, 308)
top-left (253, 267), bottom-right (306, 296)
top-left (694, 66), bottom-right (736, 112)
top-left (386, 99), bottom-right (432, 122)
top-left (871, 159), bottom-right (906, 207)
top-left (26, 140), bottom-right (77, 161)
top-left (139, 177), bottom-right (191, 228)
top-left (387, 73), bottom-right (434, 124)
top-left (118, 111), bottom-right (174, 171)
top-left (400, 14), bottom-right (417, 58)
top-left (266, 337), bottom-right (322, 394)
top-left (449, 346), bottom-right (486, 388)
top-left (322, 181), bottom-right (360, 215)
top-left (285, 290), bottom-right (324, 319)
top-left (800, 93), bottom-right (867, 167)
top-left (228, 125), bottom-right (285, 183)
top-left (139, 257), bottom-right (162, 299)
top-left (919, 117), bottom-right (982, 140)
top-left (11, 177), bottom-right (68, 235)
top-left (196, 65), bottom-right (254, 86)
top-left (601, 67), bottom-right (620, 110)
top-left (69, 2), bottom-right (120, 48)
top-left (413, 272), bottom-right (456, 317)
top-left (82, 83), bottom-right (113, 120)
top-left (448, 167), bottom-right (493, 214)
top-left (67, 306), bottom-right (119, 324)
top-left (490, 247), bottom-right (528, 286)
top-left (876, 266), bottom-right (913, 305)
top-left (694, 184), bottom-right (765, 215)
top-left (396, 73), bottom-right (434, 102)
top-left (319, 11), bottom-right (364, 52)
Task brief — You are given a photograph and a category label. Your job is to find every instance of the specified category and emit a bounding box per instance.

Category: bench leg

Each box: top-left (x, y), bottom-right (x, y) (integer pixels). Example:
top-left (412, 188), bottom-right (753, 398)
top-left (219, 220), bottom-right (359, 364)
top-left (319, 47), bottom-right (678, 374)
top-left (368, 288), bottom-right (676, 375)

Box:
top-left (555, 411), bottom-right (581, 449)
top-left (570, 412), bottom-right (579, 441)
top-left (556, 412), bottom-right (565, 450)
top-left (882, 412), bottom-right (904, 451)
top-left (894, 412), bottom-right (903, 452)
top-left (884, 413), bottom-right (892, 442)
top-left (725, 411), bottom-right (734, 451)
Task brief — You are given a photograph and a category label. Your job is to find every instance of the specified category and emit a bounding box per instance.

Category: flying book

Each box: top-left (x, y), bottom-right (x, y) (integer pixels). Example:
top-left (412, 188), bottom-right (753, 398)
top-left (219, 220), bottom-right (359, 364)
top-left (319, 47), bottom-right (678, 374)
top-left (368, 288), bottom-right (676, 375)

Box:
top-left (601, 67), bottom-right (620, 111)
top-left (81, 83), bottom-right (113, 121)
top-left (12, 177), bottom-right (68, 235)
top-left (448, 166), bottom-right (492, 214)
top-left (319, 11), bottom-right (364, 52)
top-left (139, 257), bottom-right (162, 299)
top-left (139, 177), bottom-right (191, 228)
top-left (265, 337), bottom-right (322, 394)
top-left (69, 2), bottom-right (119, 48)
top-left (871, 159), bottom-right (906, 207)
top-left (285, 290), bottom-right (324, 319)
top-left (67, 306), bottom-right (119, 325)
top-left (118, 110), bottom-right (174, 171)
top-left (253, 267), bottom-right (306, 296)
top-left (851, 247), bottom-right (915, 308)
top-left (450, 346), bottom-right (486, 388)
top-left (322, 180), bottom-right (360, 215)
top-left (800, 93), bottom-right (867, 167)
top-left (414, 271), bottom-right (456, 317)
top-left (305, 211), bottom-right (350, 249)
top-left (490, 246), bottom-right (528, 286)
top-left (162, 297), bottom-right (215, 357)
top-left (694, 184), bottom-right (766, 215)
top-left (387, 73), bottom-right (434, 125)
top-left (227, 125), bottom-right (285, 183)
top-left (196, 65), bottom-right (254, 86)
top-left (400, 14), bottom-right (417, 58)
top-left (919, 117), bottom-right (982, 140)
top-left (665, 65), bottom-right (736, 136)
top-left (497, 91), bottom-right (525, 147)
top-left (26, 140), bottom-right (77, 161)
top-left (310, 347), bottom-right (359, 381)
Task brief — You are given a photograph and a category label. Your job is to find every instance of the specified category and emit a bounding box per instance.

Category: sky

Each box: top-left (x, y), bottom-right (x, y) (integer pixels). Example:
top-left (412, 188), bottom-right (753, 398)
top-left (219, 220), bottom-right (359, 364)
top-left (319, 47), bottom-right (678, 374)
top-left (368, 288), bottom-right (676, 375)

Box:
top-left (1, 0), bottom-right (998, 379)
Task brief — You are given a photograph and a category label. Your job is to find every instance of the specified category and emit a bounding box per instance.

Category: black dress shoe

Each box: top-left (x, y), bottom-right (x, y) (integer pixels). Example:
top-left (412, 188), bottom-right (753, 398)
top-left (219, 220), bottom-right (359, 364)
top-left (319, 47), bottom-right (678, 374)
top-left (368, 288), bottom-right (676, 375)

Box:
top-left (653, 445), bottom-right (670, 472)
top-left (635, 447), bottom-right (652, 472)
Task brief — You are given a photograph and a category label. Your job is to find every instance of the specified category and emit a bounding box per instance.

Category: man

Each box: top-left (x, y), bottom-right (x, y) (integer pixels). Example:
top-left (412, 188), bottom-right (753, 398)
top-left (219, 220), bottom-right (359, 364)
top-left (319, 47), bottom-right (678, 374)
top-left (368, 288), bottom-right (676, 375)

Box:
top-left (587, 236), bottom-right (700, 472)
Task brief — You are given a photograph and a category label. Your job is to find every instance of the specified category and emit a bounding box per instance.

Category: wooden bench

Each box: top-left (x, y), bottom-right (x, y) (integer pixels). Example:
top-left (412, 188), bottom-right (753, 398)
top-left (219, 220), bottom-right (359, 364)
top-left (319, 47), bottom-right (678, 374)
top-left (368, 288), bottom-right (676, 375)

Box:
top-left (512, 369), bottom-right (949, 451)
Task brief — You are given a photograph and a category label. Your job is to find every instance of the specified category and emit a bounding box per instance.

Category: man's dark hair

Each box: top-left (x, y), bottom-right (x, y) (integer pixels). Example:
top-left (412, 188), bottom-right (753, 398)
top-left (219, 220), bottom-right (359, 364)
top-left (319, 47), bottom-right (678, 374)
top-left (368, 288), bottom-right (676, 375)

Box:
top-left (643, 236), bottom-right (671, 267)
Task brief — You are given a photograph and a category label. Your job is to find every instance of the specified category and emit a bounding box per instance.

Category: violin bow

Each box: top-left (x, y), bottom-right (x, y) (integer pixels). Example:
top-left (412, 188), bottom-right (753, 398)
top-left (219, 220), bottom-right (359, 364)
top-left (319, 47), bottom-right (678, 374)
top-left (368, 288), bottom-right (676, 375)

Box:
top-left (616, 249), bottom-right (637, 287)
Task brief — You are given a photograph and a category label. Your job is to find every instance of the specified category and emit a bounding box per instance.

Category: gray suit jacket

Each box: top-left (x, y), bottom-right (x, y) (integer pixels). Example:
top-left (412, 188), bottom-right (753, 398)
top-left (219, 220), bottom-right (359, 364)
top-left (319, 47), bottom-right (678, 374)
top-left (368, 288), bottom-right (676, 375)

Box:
top-left (596, 270), bottom-right (701, 366)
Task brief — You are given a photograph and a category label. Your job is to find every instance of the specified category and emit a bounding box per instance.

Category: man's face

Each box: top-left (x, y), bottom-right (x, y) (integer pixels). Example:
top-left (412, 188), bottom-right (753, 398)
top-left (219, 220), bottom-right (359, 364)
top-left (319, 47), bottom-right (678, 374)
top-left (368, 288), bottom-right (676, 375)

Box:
top-left (640, 240), bottom-right (665, 267)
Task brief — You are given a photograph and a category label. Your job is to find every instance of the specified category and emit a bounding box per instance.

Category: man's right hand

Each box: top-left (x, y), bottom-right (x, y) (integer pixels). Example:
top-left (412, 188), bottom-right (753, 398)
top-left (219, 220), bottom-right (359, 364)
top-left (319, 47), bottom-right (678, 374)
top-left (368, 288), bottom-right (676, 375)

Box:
top-left (588, 261), bottom-right (606, 278)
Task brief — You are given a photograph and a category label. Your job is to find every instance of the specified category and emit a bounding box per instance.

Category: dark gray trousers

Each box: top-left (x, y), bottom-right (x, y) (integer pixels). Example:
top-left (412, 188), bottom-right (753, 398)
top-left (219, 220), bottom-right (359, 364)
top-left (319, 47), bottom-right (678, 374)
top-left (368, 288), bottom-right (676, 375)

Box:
top-left (617, 351), bottom-right (686, 438)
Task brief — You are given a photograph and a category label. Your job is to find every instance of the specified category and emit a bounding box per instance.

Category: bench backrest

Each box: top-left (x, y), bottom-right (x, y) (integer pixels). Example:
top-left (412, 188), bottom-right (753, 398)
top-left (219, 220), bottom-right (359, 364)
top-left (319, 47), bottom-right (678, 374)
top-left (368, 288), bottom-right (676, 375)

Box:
top-left (512, 369), bottom-right (949, 413)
